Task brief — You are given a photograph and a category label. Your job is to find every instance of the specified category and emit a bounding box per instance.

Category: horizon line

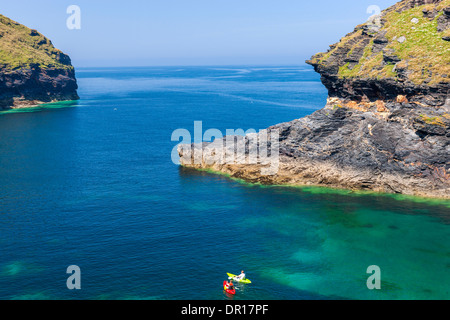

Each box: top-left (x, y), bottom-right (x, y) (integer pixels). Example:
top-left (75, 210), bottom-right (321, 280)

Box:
top-left (74, 62), bottom-right (314, 69)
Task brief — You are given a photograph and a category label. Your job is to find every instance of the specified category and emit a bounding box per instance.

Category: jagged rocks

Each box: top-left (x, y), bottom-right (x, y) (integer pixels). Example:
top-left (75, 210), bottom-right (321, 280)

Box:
top-left (437, 7), bottom-right (450, 31)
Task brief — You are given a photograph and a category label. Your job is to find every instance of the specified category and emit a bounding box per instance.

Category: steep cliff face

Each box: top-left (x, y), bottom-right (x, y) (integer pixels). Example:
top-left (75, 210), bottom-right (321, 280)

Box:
top-left (178, 0), bottom-right (450, 199)
top-left (306, 0), bottom-right (450, 106)
top-left (0, 14), bottom-right (79, 110)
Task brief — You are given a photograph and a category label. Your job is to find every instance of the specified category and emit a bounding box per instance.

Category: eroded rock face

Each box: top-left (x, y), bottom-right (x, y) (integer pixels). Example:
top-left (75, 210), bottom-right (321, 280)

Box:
top-left (178, 0), bottom-right (450, 199)
top-left (0, 65), bottom-right (79, 109)
top-left (178, 99), bottom-right (450, 198)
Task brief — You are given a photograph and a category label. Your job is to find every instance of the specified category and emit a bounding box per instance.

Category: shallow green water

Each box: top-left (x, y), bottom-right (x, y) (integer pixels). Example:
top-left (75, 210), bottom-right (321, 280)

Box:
top-left (0, 66), bottom-right (448, 300)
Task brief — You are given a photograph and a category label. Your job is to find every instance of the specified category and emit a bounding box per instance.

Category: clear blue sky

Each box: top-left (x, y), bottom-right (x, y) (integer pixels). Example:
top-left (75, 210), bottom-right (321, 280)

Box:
top-left (2, 0), bottom-right (398, 67)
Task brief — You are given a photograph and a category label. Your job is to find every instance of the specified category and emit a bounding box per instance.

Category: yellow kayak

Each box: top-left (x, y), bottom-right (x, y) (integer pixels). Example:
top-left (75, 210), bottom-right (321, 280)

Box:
top-left (227, 273), bottom-right (252, 284)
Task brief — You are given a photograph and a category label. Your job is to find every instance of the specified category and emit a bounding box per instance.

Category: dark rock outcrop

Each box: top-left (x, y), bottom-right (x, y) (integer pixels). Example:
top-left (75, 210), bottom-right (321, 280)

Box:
top-left (178, 99), bottom-right (450, 198)
top-left (0, 64), bottom-right (79, 110)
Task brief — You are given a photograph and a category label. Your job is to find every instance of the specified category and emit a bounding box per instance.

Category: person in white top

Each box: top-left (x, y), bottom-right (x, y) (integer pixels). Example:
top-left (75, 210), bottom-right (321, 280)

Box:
top-left (235, 270), bottom-right (245, 281)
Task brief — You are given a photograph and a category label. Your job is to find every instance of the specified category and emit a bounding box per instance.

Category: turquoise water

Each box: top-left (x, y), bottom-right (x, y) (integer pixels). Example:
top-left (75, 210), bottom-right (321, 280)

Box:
top-left (0, 66), bottom-right (449, 300)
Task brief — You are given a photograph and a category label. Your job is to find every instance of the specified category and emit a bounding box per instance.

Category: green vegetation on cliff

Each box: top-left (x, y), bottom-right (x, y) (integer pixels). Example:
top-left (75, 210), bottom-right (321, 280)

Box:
top-left (309, 0), bottom-right (450, 86)
top-left (0, 14), bottom-right (72, 70)
top-left (0, 14), bottom-right (78, 109)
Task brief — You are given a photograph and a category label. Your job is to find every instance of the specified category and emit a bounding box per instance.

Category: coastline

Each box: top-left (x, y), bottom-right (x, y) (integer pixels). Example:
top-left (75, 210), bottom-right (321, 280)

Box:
top-left (180, 164), bottom-right (450, 204)
top-left (0, 99), bottom-right (48, 111)
top-left (0, 99), bottom-right (79, 113)
top-left (178, 100), bottom-right (450, 200)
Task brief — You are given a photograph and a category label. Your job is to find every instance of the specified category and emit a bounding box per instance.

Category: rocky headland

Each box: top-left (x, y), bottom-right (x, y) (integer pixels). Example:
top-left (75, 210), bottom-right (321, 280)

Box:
top-left (178, 0), bottom-right (450, 199)
top-left (0, 14), bottom-right (79, 110)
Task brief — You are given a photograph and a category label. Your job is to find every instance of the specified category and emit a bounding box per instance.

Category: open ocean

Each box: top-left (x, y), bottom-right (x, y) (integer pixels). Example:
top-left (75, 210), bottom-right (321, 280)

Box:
top-left (0, 66), bottom-right (449, 300)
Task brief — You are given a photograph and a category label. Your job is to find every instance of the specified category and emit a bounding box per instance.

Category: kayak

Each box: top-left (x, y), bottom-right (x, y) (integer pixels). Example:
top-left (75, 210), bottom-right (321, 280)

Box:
top-left (223, 280), bottom-right (236, 295)
top-left (227, 273), bottom-right (252, 284)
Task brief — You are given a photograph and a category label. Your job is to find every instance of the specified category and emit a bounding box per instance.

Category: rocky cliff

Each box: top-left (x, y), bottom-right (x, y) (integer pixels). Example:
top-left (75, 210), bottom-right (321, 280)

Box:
top-left (306, 0), bottom-right (450, 106)
top-left (0, 14), bottom-right (79, 110)
top-left (178, 0), bottom-right (450, 199)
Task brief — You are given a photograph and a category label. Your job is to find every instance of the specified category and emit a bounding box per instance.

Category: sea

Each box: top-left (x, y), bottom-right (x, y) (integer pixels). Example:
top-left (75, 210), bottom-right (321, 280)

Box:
top-left (0, 66), bottom-right (449, 300)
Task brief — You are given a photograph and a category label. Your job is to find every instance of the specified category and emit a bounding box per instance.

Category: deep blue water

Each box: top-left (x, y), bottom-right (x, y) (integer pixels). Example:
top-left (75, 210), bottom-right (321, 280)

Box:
top-left (0, 66), bottom-right (449, 300)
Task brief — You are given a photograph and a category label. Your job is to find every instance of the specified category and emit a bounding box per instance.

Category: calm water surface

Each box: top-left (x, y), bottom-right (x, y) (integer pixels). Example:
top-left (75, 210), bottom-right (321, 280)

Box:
top-left (0, 66), bottom-right (449, 300)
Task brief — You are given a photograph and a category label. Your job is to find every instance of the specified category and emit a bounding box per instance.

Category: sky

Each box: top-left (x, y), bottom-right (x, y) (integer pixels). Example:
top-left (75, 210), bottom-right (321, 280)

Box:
top-left (1, 0), bottom-right (399, 67)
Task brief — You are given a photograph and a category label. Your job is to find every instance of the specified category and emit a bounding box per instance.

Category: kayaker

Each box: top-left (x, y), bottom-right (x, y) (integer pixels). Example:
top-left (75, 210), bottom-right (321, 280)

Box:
top-left (235, 270), bottom-right (246, 281)
top-left (226, 280), bottom-right (234, 290)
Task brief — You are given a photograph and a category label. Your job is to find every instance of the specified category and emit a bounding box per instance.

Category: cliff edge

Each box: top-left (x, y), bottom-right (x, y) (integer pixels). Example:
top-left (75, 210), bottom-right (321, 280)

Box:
top-left (306, 0), bottom-right (450, 106)
top-left (0, 14), bottom-right (79, 110)
top-left (178, 0), bottom-right (450, 199)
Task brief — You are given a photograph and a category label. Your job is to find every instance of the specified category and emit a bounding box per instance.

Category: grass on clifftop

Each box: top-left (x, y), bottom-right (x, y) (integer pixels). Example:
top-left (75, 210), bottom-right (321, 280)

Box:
top-left (314, 0), bottom-right (450, 85)
top-left (381, 3), bottom-right (450, 85)
top-left (0, 14), bottom-right (71, 70)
